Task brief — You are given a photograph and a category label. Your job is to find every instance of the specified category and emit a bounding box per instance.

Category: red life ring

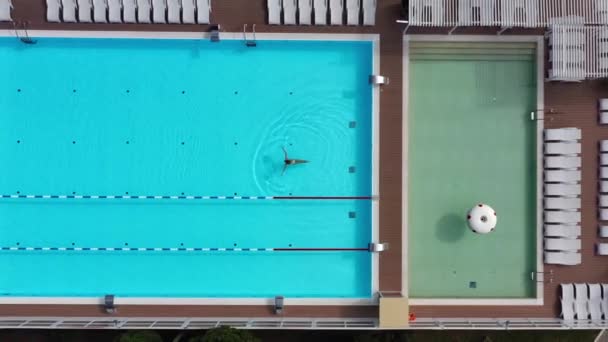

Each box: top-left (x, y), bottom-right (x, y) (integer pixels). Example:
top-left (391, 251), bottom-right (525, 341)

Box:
top-left (409, 313), bottom-right (416, 321)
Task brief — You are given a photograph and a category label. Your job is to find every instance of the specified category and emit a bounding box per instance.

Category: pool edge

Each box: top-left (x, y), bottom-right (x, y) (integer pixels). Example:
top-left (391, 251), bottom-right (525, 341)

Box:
top-left (0, 30), bottom-right (382, 307)
top-left (404, 34), bottom-right (545, 307)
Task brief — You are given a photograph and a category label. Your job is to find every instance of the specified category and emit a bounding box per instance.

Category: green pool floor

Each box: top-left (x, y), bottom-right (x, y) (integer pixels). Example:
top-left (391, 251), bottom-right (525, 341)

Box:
top-left (408, 44), bottom-right (538, 299)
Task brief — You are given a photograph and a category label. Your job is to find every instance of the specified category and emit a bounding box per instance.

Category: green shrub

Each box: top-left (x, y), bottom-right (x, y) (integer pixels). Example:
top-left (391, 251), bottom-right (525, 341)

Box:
top-left (114, 330), bottom-right (164, 342)
top-left (188, 326), bottom-right (259, 342)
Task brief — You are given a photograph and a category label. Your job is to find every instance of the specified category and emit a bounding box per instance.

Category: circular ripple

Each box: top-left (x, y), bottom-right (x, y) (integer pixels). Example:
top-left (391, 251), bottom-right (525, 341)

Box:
top-left (252, 95), bottom-right (352, 196)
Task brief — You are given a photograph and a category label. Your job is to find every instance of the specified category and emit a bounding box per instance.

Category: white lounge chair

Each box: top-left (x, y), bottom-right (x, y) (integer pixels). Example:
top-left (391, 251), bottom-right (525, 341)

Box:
top-left (182, 0), bottom-right (195, 23)
top-left (590, 284), bottom-right (603, 320)
top-left (600, 226), bottom-right (608, 238)
top-left (0, 0), bottom-right (11, 21)
top-left (544, 183), bottom-right (581, 196)
top-left (544, 170), bottom-right (581, 183)
top-left (544, 128), bottom-right (581, 142)
top-left (600, 167), bottom-right (608, 180)
top-left (600, 29), bottom-right (608, 74)
top-left (545, 251), bottom-right (581, 265)
top-left (167, 0), bottom-right (181, 23)
top-left (601, 181), bottom-right (608, 193)
top-left (545, 224), bottom-right (581, 238)
top-left (600, 112), bottom-right (608, 125)
top-left (329, 0), bottom-right (343, 25)
top-left (544, 142), bottom-right (581, 155)
top-left (500, 0), bottom-right (539, 28)
top-left (314, 0), bottom-right (327, 25)
top-left (598, 0), bottom-right (608, 23)
top-left (298, 0), bottom-right (312, 24)
top-left (268, 0), bottom-right (281, 24)
top-left (600, 99), bottom-right (608, 111)
top-left (600, 195), bottom-right (608, 207)
top-left (62, 0), bottom-right (77, 22)
top-left (137, 0), bottom-right (151, 22)
top-left (152, 0), bottom-right (166, 23)
top-left (108, 0), bottom-right (122, 22)
top-left (362, 0), bottom-right (375, 25)
top-left (410, 0), bottom-right (445, 26)
top-left (600, 140), bottom-right (608, 152)
top-left (544, 197), bottom-right (580, 210)
top-left (544, 156), bottom-right (581, 169)
top-left (78, 0), bottom-right (93, 22)
top-left (602, 284), bottom-right (608, 318)
top-left (458, 0), bottom-right (495, 26)
top-left (47, 0), bottom-right (62, 22)
top-left (599, 243), bottom-right (608, 255)
top-left (601, 209), bottom-right (608, 221)
top-left (545, 211), bottom-right (581, 224)
top-left (601, 154), bottom-right (608, 166)
top-left (561, 283), bottom-right (576, 321)
top-left (93, 0), bottom-right (108, 22)
top-left (284, 0), bottom-right (297, 24)
top-left (122, 0), bottom-right (137, 22)
top-left (545, 238), bottom-right (581, 251)
top-left (196, 0), bottom-right (210, 24)
top-left (346, 0), bottom-right (359, 25)
top-left (575, 283), bottom-right (590, 320)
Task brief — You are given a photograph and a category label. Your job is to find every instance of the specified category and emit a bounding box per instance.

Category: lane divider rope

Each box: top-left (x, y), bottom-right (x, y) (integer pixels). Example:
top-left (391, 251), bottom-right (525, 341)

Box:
top-left (0, 247), bottom-right (369, 252)
top-left (0, 195), bottom-right (373, 200)
top-left (0, 247), bottom-right (274, 252)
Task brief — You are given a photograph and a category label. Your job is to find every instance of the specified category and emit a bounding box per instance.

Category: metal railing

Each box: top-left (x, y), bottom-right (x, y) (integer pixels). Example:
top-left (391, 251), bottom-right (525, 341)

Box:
top-left (0, 317), bottom-right (607, 330)
top-left (408, 0), bottom-right (608, 27)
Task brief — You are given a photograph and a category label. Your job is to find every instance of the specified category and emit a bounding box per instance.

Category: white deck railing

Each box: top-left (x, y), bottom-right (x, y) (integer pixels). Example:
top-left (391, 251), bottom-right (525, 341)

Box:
top-left (548, 24), bottom-right (608, 81)
top-left (408, 0), bottom-right (608, 27)
top-left (0, 317), bottom-right (606, 330)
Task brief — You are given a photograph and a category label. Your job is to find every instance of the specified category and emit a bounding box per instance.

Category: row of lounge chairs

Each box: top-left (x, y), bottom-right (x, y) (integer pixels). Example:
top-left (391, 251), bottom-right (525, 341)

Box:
top-left (47, 0), bottom-right (211, 24)
top-left (598, 140), bottom-right (608, 256)
top-left (548, 21), bottom-right (608, 81)
top-left (268, 0), bottom-right (375, 26)
top-left (561, 283), bottom-right (608, 321)
top-left (544, 128), bottom-right (582, 266)
top-left (0, 0), bottom-right (10, 22)
top-left (408, 0), bottom-right (608, 28)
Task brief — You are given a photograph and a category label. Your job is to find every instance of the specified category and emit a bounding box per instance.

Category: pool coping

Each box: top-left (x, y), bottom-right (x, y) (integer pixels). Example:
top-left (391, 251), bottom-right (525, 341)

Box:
top-left (403, 34), bottom-right (545, 306)
top-left (0, 30), bottom-right (381, 306)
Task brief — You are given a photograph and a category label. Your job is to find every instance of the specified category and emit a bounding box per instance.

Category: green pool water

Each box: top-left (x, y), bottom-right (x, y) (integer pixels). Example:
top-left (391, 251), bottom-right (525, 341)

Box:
top-left (408, 42), bottom-right (538, 299)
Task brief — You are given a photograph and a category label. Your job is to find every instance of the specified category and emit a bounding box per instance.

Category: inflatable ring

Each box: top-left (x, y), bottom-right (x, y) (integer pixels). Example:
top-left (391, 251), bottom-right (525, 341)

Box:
top-left (467, 204), bottom-right (497, 234)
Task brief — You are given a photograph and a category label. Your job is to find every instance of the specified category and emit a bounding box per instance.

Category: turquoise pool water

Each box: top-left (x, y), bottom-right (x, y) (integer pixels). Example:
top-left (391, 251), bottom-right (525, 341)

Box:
top-left (0, 38), bottom-right (374, 298)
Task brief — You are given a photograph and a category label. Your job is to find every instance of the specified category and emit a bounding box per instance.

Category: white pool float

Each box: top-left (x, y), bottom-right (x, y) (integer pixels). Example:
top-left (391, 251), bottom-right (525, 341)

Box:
top-left (467, 204), bottom-right (497, 234)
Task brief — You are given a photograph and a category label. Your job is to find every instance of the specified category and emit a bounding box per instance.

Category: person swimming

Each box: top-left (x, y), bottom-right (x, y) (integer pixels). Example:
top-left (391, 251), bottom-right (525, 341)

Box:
top-left (282, 147), bottom-right (308, 175)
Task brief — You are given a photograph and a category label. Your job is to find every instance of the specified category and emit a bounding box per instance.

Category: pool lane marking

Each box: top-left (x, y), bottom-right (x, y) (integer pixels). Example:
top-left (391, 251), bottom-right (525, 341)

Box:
top-left (273, 248), bottom-right (369, 251)
top-left (0, 247), bottom-right (368, 252)
top-left (0, 195), bottom-right (372, 200)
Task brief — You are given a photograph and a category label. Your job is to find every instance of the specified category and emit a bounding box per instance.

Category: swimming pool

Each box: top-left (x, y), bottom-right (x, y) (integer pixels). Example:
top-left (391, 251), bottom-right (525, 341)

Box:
top-left (405, 37), bottom-right (543, 304)
top-left (0, 32), bottom-right (379, 302)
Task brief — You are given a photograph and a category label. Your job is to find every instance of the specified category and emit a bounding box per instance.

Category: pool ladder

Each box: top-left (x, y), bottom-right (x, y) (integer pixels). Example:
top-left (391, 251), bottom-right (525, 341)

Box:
top-left (12, 21), bottom-right (36, 45)
top-left (531, 270), bottom-right (554, 283)
top-left (243, 24), bottom-right (257, 47)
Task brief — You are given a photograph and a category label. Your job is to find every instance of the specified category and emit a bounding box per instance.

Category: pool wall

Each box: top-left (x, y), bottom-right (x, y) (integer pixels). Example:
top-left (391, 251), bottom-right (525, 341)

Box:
top-left (0, 30), bottom-right (380, 306)
top-left (403, 35), bottom-right (545, 306)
